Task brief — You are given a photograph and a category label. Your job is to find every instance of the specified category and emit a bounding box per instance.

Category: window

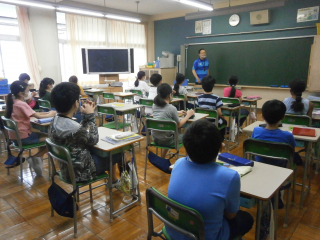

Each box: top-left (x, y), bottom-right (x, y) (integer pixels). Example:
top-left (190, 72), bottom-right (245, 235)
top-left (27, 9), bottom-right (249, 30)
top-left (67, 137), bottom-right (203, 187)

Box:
top-left (0, 3), bottom-right (29, 83)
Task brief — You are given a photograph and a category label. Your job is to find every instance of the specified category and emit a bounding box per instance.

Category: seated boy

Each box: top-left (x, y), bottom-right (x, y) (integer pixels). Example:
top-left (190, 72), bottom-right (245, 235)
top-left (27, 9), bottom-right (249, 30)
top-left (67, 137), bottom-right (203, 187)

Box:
top-left (167, 119), bottom-right (253, 240)
top-left (251, 100), bottom-right (296, 167)
top-left (195, 75), bottom-right (227, 138)
top-left (49, 82), bottom-right (122, 184)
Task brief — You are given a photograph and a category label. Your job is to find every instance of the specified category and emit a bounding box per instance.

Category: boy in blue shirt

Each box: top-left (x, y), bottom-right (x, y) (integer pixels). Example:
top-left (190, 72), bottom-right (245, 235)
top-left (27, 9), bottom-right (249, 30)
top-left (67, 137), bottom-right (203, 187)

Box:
top-left (167, 119), bottom-right (253, 240)
top-left (252, 100), bottom-right (296, 167)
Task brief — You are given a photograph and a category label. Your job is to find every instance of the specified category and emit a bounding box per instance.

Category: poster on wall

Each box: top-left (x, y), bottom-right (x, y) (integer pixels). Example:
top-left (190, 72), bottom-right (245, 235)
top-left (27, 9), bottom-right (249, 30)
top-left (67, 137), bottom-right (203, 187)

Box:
top-left (195, 20), bottom-right (203, 33)
top-left (297, 6), bottom-right (319, 22)
top-left (202, 19), bottom-right (211, 35)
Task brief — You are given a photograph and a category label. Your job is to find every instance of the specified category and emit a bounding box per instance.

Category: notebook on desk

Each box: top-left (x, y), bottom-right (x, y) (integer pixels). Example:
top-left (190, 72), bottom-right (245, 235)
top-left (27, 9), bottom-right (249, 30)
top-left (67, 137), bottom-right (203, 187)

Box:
top-left (292, 127), bottom-right (316, 137)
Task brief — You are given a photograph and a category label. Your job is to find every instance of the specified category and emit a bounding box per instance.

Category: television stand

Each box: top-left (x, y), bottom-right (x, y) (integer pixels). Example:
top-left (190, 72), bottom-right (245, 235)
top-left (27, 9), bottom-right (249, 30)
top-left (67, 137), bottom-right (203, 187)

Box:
top-left (99, 74), bottom-right (119, 84)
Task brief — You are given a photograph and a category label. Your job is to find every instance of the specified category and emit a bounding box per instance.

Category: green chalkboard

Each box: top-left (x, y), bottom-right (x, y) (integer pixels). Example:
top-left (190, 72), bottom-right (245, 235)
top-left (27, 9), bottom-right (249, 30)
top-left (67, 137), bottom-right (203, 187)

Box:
top-left (186, 37), bottom-right (313, 86)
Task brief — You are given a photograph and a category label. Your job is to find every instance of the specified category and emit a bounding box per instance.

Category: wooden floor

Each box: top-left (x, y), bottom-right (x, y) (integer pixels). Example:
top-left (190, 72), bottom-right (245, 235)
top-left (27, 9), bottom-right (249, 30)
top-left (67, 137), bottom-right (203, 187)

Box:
top-left (1, 113), bottom-right (320, 240)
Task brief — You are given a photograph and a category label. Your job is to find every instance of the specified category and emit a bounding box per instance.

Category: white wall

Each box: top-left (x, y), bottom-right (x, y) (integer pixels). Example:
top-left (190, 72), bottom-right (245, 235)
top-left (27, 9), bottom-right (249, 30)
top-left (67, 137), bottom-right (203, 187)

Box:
top-left (28, 7), bottom-right (62, 84)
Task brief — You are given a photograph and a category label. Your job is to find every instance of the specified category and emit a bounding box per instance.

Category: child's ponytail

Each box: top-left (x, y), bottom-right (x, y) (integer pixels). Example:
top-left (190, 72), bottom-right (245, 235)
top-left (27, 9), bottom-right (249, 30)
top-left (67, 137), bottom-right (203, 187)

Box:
top-left (174, 73), bottom-right (185, 97)
top-left (154, 83), bottom-right (172, 107)
top-left (135, 71), bottom-right (146, 87)
top-left (5, 81), bottom-right (28, 119)
top-left (5, 93), bottom-right (14, 119)
top-left (289, 79), bottom-right (306, 113)
top-left (228, 75), bottom-right (238, 98)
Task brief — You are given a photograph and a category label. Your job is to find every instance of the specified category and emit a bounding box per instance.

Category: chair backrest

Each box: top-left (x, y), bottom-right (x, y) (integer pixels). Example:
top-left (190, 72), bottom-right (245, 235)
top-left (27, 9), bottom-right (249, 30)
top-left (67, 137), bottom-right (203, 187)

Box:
top-left (97, 105), bottom-right (118, 127)
top-left (46, 138), bottom-right (77, 186)
top-left (139, 98), bottom-right (153, 107)
top-left (195, 108), bottom-right (218, 127)
top-left (1, 116), bottom-right (22, 148)
top-left (131, 89), bottom-right (143, 97)
top-left (311, 100), bottom-right (320, 109)
top-left (146, 187), bottom-right (205, 240)
top-left (243, 138), bottom-right (294, 169)
top-left (173, 94), bottom-right (185, 99)
top-left (145, 118), bottom-right (179, 149)
top-left (38, 99), bottom-right (51, 111)
top-left (102, 92), bottom-right (115, 100)
top-left (221, 97), bottom-right (240, 104)
top-left (282, 114), bottom-right (311, 127)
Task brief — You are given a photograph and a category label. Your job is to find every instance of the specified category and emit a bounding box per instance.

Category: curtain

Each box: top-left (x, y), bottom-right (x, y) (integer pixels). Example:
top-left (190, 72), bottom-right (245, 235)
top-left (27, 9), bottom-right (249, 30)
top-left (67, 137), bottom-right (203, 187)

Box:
top-left (16, 6), bottom-right (41, 89)
top-left (63, 14), bottom-right (147, 85)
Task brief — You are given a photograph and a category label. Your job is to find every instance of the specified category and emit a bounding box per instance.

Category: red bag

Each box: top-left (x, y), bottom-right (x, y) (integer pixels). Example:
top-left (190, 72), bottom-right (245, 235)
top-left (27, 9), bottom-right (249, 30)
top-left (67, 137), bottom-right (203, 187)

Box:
top-left (28, 99), bottom-right (36, 109)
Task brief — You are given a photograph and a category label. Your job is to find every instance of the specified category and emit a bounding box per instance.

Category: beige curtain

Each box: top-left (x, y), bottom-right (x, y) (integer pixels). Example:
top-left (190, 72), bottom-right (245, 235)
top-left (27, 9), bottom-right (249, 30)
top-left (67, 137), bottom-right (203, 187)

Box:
top-left (16, 6), bottom-right (41, 89)
top-left (64, 14), bottom-right (147, 85)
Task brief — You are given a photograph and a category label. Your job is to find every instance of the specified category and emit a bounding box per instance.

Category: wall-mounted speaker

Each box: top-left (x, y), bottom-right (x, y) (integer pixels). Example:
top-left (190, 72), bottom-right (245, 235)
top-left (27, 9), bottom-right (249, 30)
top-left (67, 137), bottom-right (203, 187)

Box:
top-left (250, 9), bottom-right (270, 25)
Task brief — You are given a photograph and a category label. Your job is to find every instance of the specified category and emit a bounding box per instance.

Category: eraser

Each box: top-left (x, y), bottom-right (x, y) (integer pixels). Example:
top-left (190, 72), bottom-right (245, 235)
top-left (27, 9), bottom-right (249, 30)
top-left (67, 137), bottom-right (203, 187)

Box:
top-left (270, 85), bottom-right (279, 87)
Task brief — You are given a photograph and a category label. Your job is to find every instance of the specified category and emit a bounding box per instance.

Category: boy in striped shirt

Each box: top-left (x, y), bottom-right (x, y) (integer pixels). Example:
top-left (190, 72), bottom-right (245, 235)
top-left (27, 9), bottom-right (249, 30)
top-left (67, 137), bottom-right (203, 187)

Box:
top-left (196, 75), bottom-right (227, 138)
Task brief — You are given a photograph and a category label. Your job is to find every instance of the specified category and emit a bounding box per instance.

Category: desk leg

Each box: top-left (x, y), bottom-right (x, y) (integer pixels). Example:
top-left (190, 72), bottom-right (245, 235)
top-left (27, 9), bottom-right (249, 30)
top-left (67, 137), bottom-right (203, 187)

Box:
top-left (109, 150), bottom-right (114, 222)
top-left (273, 191), bottom-right (279, 240)
top-left (132, 144), bottom-right (142, 205)
top-left (300, 142), bottom-right (311, 209)
top-left (249, 103), bottom-right (252, 125)
top-left (255, 200), bottom-right (263, 240)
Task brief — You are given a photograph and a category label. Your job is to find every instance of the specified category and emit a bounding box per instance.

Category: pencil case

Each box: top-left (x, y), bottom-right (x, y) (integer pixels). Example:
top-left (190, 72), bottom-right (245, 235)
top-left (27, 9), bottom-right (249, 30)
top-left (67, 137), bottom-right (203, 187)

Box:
top-left (218, 153), bottom-right (254, 167)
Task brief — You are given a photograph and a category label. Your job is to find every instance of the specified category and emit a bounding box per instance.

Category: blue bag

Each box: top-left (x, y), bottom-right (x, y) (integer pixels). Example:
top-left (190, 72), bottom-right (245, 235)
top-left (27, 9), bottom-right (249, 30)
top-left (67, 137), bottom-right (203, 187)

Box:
top-left (148, 151), bottom-right (172, 174)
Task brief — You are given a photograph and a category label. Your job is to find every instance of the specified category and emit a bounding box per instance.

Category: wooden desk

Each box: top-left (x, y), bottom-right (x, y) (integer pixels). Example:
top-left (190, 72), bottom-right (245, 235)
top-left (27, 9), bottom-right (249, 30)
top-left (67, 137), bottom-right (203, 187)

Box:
top-left (243, 121), bottom-right (320, 208)
top-left (98, 103), bottom-right (142, 132)
top-left (179, 113), bottom-right (209, 123)
top-left (84, 89), bottom-right (104, 103)
top-left (170, 98), bottom-right (184, 104)
top-left (91, 127), bottom-right (143, 221)
top-left (112, 92), bottom-right (136, 103)
top-left (242, 98), bottom-right (262, 124)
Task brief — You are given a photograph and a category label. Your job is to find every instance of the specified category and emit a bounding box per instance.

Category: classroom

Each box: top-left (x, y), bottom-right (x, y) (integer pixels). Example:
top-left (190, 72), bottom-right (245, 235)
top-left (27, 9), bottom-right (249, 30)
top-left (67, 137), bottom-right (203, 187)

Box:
top-left (0, 0), bottom-right (320, 239)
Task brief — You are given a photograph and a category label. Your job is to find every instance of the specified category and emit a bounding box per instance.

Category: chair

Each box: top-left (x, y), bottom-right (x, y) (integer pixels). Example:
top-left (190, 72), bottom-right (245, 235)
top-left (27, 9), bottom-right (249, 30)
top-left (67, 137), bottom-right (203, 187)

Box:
top-left (1, 116), bottom-right (47, 182)
top-left (144, 118), bottom-right (184, 180)
top-left (282, 114), bottom-right (311, 127)
top-left (97, 105), bottom-right (131, 132)
top-left (46, 138), bottom-right (109, 238)
top-left (173, 95), bottom-right (186, 110)
top-left (139, 98), bottom-right (153, 133)
top-left (130, 89), bottom-right (143, 98)
top-left (102, 92), bottom-right (115, 103)
top-left (243, 138), bottom-right (296, 228)
top-left (310, 100), bottom-right (320, 109)
top-left (146, 187), bottom-right (205, 240)
top-left (195, 108), bottom-right (227, 130)
top-left (38, 99), bottom-right (51, 112)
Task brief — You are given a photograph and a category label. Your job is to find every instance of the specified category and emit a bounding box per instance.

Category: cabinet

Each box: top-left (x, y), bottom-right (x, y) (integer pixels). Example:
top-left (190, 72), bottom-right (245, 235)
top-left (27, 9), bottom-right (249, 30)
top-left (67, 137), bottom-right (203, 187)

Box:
top-left (308, 36), bottom-right (320, 92)
top-left (139, 67), bottom-right (177, 85)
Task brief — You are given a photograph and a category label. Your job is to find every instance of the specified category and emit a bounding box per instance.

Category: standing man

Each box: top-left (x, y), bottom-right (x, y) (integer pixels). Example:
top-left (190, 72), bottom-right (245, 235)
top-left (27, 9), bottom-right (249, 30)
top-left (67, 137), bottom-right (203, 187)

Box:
top-left (192, 48), bottom-right (209, 85)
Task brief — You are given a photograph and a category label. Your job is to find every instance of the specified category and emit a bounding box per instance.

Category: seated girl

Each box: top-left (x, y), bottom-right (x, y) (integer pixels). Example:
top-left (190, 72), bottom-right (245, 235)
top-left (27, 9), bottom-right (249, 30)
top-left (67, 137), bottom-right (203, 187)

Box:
top-left (132, 71), bottom-right (149, 102)
top-left (173, 73), bottom-right (193, 110)
top-left (5, 81), bottom-right (56, 176)
top-left (223, 75), bottom-right (249, 128)
top-left (49, 82), bottom-right (122, 184)
top-left (152, 83), bottom-right (194, 159)
top-left (39, 77), bottom-right (55, 109)
top-left (283, 79), bottom-right (313, 117)
top-left (69, 75), bottom-right (88, 98)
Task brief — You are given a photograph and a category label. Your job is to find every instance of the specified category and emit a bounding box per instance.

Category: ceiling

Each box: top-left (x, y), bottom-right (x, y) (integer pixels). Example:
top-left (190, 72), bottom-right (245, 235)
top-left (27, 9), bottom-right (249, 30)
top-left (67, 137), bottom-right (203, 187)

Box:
top-left (43, 0), bottom-right (229, 16)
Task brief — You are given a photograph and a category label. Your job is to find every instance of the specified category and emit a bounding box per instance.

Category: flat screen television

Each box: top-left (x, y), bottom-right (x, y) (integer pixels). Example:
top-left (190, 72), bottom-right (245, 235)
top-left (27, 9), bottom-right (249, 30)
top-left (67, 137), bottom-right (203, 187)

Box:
top-left (82, 48), bottom-right (134, 74)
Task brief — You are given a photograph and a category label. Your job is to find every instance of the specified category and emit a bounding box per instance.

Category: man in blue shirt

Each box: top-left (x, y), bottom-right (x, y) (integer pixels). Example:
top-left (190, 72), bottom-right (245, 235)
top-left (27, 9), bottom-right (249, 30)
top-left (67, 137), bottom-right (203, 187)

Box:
top-left (167, 119), bottom-right (254, 240)
top-left (192, 48), bottom-right (209, 85)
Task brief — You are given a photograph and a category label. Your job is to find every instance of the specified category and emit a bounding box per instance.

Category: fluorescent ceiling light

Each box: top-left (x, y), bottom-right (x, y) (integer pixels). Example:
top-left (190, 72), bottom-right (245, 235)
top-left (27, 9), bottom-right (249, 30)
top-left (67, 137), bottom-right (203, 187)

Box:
top-left (0, 0), bottom-right (55, 9)
top-left (105, 14), bottom-right (141, 23)
top-left (177, 0), bottom-right (213, 11)
top-left (57, 7), bottom-right (104, 17)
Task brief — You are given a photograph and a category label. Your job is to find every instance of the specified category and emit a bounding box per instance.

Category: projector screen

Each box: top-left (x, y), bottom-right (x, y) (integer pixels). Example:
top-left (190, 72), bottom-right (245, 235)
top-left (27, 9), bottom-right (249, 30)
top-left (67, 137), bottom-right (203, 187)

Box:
top-left (85, 48), bottom-right (131, 74)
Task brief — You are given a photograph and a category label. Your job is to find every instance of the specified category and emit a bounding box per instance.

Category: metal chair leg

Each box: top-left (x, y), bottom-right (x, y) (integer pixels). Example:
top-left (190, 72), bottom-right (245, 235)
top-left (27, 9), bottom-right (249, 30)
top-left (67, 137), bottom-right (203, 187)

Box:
top-left (284, 188), bottom-right (290, 228)
top-left (89, 184), bottom-right (93, 203)
top-left (144, 148), bottom-right (148, 180)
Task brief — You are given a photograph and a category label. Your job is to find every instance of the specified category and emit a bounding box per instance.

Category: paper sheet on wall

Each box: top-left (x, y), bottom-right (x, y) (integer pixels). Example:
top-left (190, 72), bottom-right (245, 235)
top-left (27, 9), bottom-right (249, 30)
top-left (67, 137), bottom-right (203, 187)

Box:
top-left (195, 20), bottom-right (203, 33)
top-left (297, 6), bottom-right (319, 22)
top-left (202, 19), bottom-right (211, 35)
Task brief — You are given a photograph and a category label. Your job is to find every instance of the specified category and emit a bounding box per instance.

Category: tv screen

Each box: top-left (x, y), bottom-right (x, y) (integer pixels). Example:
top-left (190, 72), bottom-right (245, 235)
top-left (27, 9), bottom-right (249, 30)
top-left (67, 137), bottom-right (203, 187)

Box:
top-left (86, 48), bottom-right (130, 74)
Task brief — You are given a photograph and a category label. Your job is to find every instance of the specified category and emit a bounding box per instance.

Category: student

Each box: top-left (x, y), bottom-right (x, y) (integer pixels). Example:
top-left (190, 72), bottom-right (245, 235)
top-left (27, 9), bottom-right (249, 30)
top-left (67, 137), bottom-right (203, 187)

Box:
top-left (5, 81), bottom-right (56, 176)
top-left (69, 75), bottom-right (88, 98)
top-left (173, 73), bottom-right (192, 110)
top-left (283, 79), bottom-right (313, 117)
top-left (223, 75), bottom-right (249, 128)
top-left (49, 82), bottom-right (122, 184)
top-left (18, 73), bottom-right (38, 109)
top-left (152, 83), bottom-right (194, 159)
top-left (132, 71), bottom-right (149, 101)
top-left (252, 100), bottom-right (296, 167)
top-left (196, 75), bottom-right (227, 138)
top-left (148, 73), bottom-right (162, 100)
top-left (39, 77), bottom-right (55, 105)
top-left (167, 119), bottom-right (254, 240)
